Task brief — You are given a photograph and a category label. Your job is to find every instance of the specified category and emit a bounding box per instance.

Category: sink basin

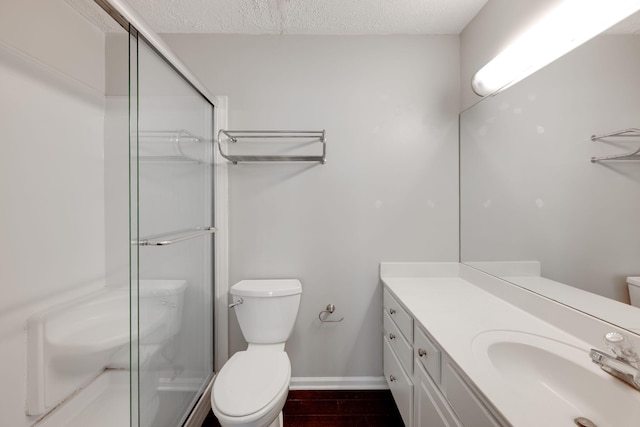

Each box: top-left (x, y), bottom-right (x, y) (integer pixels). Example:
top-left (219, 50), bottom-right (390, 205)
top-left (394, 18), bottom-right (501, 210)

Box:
top-left (472, 330), bottom-right (640, 427)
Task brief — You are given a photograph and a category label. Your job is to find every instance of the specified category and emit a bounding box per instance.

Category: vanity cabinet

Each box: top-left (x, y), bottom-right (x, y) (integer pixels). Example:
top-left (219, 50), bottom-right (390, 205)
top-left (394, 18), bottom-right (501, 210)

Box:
top-left (383, 287), bottom-right (503, 427)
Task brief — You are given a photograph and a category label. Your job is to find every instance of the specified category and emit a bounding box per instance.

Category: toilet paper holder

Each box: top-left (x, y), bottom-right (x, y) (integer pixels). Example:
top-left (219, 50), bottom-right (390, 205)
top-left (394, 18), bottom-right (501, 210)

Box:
top-left (318, 304), bottom-right (344, 323)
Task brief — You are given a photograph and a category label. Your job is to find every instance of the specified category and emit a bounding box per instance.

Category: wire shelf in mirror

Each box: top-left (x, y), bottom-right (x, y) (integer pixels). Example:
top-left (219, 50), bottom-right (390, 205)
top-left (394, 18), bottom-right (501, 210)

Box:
top-left (133, 226), bottom-right (216, 246)
top-left (137, 130), bottom-right (210, 163)
top-left (217, 129), bottom-right (326, 164)
top-left (590, 128), bottom-right (640, 163)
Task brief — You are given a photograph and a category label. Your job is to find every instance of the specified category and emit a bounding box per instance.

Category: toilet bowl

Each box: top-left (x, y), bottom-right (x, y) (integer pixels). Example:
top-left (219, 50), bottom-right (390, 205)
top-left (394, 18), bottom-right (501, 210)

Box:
top-left (212, 351), bottom-right (290, 427)
top-left (627, 277), bottom-right (640, 307)
top-left (212, 279), bottom-right (302, 427)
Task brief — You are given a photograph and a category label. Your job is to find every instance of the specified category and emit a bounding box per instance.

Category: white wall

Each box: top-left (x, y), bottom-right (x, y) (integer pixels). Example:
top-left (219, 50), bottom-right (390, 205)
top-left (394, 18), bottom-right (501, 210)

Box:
top-left (104, 35), bottom-right (130, 289)
top-left (0, 0), bottom-right (106, 424)
top-left (460, 0), bottom-right (563, 110)
top-left (163, 34), bottom-right (460, 379)
top-left (0, 0), bottom-right (105, 93)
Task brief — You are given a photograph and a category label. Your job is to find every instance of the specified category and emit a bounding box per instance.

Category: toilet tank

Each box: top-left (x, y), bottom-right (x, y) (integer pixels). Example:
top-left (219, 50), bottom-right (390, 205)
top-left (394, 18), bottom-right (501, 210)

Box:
top-left (628, 277), bottom-right (640, 307)
top-left (230, 279), bottom-right (302, 344)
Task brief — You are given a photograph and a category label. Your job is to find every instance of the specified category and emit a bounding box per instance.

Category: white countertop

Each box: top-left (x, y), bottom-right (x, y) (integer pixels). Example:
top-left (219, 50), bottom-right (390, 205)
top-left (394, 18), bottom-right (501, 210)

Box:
top-left (381, 273), bottom-right (629, 427)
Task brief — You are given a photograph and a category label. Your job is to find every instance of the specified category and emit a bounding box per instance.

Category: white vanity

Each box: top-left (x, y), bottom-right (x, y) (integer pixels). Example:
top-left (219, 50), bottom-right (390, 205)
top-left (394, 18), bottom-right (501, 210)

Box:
top-left (381, 262), bottom-right (640, 427)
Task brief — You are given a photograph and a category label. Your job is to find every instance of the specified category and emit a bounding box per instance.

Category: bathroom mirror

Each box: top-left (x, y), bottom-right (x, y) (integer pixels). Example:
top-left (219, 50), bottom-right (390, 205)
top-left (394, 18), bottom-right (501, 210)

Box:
top-left (460, 11), bottom-right (640, 334)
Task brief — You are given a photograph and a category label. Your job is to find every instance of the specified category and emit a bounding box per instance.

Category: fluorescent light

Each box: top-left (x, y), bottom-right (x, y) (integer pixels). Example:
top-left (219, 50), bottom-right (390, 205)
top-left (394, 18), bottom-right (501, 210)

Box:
top-left (472, 0), bottom-right (640, 97)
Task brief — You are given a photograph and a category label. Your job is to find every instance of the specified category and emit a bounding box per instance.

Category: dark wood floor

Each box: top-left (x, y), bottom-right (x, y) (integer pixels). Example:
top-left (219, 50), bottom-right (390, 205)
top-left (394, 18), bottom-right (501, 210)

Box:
top-left (202, 390), bottom-right (403, 427)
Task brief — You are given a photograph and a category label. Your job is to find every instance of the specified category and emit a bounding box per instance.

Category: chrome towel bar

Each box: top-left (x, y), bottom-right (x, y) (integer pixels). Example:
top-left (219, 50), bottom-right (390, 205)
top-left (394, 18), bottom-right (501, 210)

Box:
top-left (133, 226), bottom-right (216, 246)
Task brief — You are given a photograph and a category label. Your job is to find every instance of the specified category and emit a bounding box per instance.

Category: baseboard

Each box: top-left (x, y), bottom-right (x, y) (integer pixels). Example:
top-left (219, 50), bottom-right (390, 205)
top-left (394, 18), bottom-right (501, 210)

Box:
top-left (289, 376), bottom-right (388, 390)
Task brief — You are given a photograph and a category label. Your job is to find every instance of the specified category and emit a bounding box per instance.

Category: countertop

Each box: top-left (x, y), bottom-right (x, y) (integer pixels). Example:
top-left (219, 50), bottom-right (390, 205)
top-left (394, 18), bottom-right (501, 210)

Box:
top-left (381, 274), bottom-right (607, 427)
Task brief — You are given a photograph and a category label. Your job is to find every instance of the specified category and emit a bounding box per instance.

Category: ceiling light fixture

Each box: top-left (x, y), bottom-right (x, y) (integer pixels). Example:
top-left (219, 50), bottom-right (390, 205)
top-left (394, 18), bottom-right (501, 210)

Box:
top-left (471, 0), bottom-right (640, 97)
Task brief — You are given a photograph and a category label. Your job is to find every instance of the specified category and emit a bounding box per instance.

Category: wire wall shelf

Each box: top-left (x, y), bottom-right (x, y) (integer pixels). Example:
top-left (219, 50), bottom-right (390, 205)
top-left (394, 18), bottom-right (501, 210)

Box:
top-left (590, 128), bottom-right (640, 163)
top-left (137, 130), bottom-right (209, 163)
top-left (217, 130), bottom-right (326, 164)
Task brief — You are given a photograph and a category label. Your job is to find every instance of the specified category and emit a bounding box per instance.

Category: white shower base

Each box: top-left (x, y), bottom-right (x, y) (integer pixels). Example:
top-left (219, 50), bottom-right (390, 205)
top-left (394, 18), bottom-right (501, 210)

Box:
top-left (37, 370), bottom-right (131, 427)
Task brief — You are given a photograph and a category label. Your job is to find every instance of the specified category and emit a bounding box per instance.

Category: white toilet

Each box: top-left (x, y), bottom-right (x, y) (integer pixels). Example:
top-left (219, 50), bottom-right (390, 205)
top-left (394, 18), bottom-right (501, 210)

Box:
top-left (627, 277), bottom-right (640, 307)
top-left (212, 279), bottom-right (302, 427)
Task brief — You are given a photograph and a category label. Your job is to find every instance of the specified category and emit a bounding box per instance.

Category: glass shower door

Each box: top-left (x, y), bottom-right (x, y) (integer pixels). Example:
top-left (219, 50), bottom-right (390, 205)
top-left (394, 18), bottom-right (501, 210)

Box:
top-left (130, 33), bottom-right (214, 427)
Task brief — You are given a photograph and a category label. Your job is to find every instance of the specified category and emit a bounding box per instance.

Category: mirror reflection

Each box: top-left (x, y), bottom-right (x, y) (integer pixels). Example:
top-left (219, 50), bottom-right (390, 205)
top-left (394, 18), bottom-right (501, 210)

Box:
top-left (460, 11), bottom-right (640, 334)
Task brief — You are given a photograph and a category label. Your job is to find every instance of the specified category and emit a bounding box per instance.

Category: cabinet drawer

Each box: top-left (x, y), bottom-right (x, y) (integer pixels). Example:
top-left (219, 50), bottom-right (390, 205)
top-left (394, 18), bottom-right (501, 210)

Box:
top-left (442, 361), bottom-right (502, 427)
top-left (384, 336), bottom-right (413, 427)
top-left (383, 288), bottom-right (413, 342)
top-left (414, 325), bottom-right (442, 384)
top-left (383, 311), bottom-right (413, 375)
top-left (414, 361), bottom-right (461, 427)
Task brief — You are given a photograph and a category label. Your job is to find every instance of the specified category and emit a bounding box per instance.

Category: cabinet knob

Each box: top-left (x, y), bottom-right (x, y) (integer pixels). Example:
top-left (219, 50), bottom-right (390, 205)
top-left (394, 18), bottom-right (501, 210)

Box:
top-left (418, 348), bottom-right (427, 358)
top-left (389, 333), bottom-right (396, 340)
top-left (389, 308), bottom-right (396, 315)
top-left (389, 375), bottom-right (396, 382)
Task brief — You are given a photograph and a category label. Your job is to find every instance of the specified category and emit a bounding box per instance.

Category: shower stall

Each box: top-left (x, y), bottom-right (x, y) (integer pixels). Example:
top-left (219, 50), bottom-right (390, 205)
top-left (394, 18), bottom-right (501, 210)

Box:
top-left (0, 0), bottom-right (222, 426)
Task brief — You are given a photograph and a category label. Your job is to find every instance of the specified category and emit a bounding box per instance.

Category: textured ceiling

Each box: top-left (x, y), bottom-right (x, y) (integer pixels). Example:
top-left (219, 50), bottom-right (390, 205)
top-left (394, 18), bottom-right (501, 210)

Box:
top-left (66, 0), bottom-right (489, 34)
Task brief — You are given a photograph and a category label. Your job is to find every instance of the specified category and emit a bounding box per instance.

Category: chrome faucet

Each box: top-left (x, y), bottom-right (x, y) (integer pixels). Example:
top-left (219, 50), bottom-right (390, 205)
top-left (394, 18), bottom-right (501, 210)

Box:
top-left (590, 332), bottom-right (640, 391)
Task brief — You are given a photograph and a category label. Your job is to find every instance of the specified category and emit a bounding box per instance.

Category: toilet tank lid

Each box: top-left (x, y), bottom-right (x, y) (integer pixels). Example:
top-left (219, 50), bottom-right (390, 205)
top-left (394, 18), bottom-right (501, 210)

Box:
top-left (628, 277), bottom-right (640, 287)
top-left (231, 279), bottom-right (302, 297)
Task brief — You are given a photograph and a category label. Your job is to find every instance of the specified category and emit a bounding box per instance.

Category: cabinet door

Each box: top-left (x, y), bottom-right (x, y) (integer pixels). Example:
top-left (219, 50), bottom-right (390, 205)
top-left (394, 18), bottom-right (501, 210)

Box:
top-left (384, 337), bottom-right (413, 426)
top-left (414, 362), bottom-right (461, 427)
top-left (414, 325), bottom-right (441, 384)
top-left (442, 361), bottom-right (502, 427)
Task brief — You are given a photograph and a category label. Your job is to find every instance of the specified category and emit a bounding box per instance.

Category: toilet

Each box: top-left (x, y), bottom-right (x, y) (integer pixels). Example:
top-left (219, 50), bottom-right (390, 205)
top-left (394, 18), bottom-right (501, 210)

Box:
top-left (212, 279), bottom-right (302, 427)
top-left (627, 277), bottom-right (640, 307)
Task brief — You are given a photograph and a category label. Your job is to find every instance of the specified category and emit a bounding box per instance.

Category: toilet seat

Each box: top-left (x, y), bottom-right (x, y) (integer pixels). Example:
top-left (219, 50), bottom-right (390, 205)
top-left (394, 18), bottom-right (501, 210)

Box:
top-left (213, 351), bottom-right (290, 418)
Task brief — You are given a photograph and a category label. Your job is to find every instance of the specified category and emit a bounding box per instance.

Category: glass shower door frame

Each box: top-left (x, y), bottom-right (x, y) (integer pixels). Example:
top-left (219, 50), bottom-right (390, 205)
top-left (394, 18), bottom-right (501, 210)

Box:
top-left (128, 28), bottom-right (216, 427)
